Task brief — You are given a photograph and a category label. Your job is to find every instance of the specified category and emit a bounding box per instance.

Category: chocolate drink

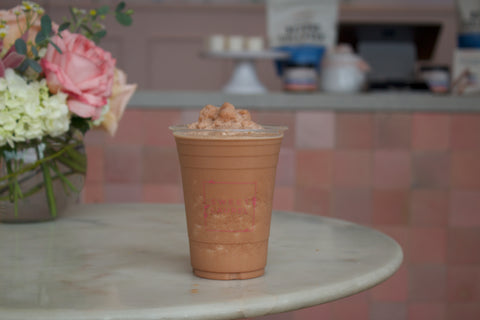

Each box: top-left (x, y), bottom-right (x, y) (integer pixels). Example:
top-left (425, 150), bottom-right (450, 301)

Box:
top-left (172, 126), bottom-right (285, 280)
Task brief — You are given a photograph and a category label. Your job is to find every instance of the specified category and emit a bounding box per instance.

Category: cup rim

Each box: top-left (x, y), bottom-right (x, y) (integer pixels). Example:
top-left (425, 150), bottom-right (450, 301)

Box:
top-left (169, 125), bottom-right (288, 135)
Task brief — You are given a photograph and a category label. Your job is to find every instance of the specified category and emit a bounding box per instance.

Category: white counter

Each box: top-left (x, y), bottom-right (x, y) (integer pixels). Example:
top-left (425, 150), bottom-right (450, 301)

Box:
top-left (128, 90), bottom-right (480, 112)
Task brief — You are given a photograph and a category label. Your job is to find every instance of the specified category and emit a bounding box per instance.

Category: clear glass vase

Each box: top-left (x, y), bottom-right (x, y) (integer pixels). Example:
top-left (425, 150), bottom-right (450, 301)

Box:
top-left (0, 135), bottom-right (86, 223)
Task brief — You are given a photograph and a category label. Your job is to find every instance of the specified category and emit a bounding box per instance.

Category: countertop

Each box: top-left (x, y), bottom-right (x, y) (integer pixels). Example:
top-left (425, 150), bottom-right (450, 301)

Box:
top-left (128, 90), bottom-right (480, 112)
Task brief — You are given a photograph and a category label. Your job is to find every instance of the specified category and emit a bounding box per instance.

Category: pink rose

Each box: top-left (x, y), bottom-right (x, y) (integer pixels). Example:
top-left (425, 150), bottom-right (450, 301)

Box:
top-left (41, 29), bottom-right (116, 120)
top-left (100, 68), bottom-right (137, 135)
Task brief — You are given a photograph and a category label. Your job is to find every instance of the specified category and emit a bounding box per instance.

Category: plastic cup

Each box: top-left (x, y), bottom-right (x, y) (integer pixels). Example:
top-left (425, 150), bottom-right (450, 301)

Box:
top-left (170, 125), bottom-right (286, 280)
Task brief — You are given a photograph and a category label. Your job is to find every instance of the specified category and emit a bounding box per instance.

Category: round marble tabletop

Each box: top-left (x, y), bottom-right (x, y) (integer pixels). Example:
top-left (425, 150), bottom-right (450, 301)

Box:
top-left (0, 204), bottom-right (403, 320)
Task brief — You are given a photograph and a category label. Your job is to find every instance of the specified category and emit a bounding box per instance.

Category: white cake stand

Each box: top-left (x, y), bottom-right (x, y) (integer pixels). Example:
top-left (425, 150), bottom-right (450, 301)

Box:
top-left (203, 51), bottom-right (290, 94)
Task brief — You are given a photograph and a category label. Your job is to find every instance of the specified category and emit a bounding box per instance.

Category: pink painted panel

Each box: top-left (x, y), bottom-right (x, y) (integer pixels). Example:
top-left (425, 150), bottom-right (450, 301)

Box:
top-left (408, 265), bottom-right (447, 302)
top-left (104, 145), bottom-right (143, 183)
top-left (451, 152), bottom-right (480, 189)
top-left (450, 191), bottom-right (480, 227)
top-left (333, 151), bottom-right (372, 187)
top-left (408, 303), bottom-right (446, 320)
top-left (295, 112), bottom-right (335, 149)
top-left (410, 190), bottom-right (449, 227)
top-left (374, 114), bottom-right (412, 150)
top-left (294, 186), bottom-right (330, 216)
top-left (447, 266), bottom-right (480, 303)
top-left (409, 227), bottom-right (447, 264)
top-left (373, 151), bottom-right (412, 189)
top-left (336, 113), bottom-right (374, 149)
top-left (412, 152), bottom-right (451, 188)
top-left (412, 113), bottom-right (450, 151)
top-left (296, 150), bottom-right (332, 188)
top-left (331, 188), bottom-right (372, 225)
top-left (371, 264), bottom-right (408, 302)
top-left (372, 189), bottom-right (410, 225)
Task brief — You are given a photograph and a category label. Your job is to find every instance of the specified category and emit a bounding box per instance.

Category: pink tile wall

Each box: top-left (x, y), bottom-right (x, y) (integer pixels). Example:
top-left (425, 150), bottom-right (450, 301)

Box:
top-left (83, 110), bottom-right (480, 320)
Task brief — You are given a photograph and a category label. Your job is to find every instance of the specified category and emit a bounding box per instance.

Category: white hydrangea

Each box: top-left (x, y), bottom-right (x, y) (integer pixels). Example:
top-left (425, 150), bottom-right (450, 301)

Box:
top-left (0, 69), bottom-right (71, 147)
top-left (43, 91), bottom-right (70, 137)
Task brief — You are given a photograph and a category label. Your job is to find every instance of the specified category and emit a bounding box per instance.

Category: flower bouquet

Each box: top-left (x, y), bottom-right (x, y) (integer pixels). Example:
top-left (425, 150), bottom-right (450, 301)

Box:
top-left (0, 2), bottom-right (136, 222)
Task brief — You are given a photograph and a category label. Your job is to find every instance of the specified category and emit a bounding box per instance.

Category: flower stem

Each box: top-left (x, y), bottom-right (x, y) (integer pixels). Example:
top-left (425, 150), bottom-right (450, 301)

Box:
top-left (4, 158), bottom-right (22, 217)
top-left (0, 142), bottom-right (82, 183)
top-left (50, 162), bottom-right (79, 193)
top-left (63, 145), bottom-right (87, 168)
top-left (56, 154), bottom-right (86, 174)
top-left (36, 145), bottom-right (57, 217)
top-left (1, 138), bottom-right (85, 218)
top-left (0, 171), bottom-right (77, 201)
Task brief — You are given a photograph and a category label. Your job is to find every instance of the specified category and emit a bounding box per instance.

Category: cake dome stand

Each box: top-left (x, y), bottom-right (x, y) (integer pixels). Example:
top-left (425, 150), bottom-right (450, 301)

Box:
top-left (203, 51), bottom-right (290, 94)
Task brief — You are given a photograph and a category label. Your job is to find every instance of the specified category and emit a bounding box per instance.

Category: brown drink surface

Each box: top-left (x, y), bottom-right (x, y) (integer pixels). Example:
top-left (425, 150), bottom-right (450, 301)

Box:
top-left (172, 103), bottom-right (285, 280)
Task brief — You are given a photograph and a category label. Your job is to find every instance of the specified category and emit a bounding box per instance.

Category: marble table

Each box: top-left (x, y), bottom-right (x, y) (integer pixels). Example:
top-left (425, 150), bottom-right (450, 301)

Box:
top-left (0, 204), bottom-right (403, 320)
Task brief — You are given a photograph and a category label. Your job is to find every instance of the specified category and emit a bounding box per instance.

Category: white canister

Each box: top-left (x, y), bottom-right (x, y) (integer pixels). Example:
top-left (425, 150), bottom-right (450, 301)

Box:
top-left (321, 49), bottom-right (369, 93)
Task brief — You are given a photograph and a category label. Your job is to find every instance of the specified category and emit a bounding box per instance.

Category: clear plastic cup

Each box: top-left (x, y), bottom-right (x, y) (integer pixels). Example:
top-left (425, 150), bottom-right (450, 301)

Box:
top-left (170, 125), bottom-right (286, 280)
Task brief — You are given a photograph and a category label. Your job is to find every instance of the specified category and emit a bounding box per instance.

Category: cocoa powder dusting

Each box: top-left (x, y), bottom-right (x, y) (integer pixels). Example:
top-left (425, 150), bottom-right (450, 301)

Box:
top-left (188, 102), bottom-right (263, 130)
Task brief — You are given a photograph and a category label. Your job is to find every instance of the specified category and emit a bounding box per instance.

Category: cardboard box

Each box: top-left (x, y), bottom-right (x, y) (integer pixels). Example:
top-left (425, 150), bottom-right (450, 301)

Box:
top-left (452, 48), bottom-right (480, 94)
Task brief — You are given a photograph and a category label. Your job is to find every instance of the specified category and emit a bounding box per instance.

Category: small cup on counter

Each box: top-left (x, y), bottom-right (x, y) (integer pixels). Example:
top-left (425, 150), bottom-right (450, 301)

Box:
top-left (418, 65), bottom-right (450, 93)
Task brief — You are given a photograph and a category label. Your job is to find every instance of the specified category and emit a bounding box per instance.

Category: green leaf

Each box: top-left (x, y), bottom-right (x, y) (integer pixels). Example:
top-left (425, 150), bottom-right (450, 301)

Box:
top-left (80, 24), bottom-right (94, 36)
top-left (41, 15), bottom-right (52, 36)
top-left (116, 2), bottom-right (126, 12)
top-left (14, 39), bottom-right (27, 55)
top-left (31, 45), bottom-right (39, 58)
top-left (35, 31), bottom-right (47, 45)
top-left (17, 60), bottom-right (28, 73)
top-left (70, 117), bottom-right (91, 135)
top-left (97, 5), bottom-right (110, 15)
top-left (58, 22), bottom-right (71, 33)
top-left (115, 12), bottom-right (132, 26)
top-left (27, 59), bottom-right (42, 73)
top-left (49, 40), bottom-right (62, 54)
top-left (94, 30), bottom-right (107, 40)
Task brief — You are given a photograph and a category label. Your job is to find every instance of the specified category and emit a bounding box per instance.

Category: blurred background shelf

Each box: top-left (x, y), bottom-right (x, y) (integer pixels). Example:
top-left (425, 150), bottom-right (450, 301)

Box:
top-left (128, 90), bottom-right (480, 112)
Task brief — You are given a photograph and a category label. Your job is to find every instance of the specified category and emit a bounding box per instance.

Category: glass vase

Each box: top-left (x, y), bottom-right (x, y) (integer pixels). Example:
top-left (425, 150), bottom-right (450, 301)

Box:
top-left (0, 135), bottom-right (86, 223)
